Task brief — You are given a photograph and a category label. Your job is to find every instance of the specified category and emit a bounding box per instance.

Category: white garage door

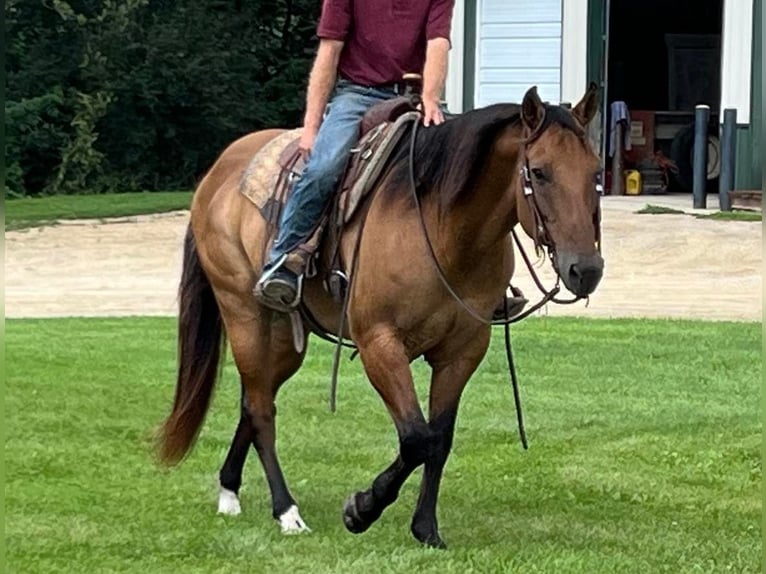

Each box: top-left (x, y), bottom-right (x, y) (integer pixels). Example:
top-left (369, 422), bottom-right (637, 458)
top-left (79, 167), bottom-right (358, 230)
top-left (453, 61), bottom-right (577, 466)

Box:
top-left (475, 0), bottom-right (563, 107)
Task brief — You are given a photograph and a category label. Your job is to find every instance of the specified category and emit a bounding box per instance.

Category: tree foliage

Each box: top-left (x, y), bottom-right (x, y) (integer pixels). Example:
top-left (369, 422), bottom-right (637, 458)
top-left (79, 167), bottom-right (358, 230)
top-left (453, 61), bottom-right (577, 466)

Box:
top-left (5, 0), bottom-right (320, 196)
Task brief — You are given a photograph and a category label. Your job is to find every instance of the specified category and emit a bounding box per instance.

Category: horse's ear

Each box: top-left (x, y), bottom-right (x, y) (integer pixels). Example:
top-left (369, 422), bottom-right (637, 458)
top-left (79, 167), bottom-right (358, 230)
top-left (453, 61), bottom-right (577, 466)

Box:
top-left (573, 82), bottom-right (600, 126)
top-left (521, 86), bottom-right (545, 132)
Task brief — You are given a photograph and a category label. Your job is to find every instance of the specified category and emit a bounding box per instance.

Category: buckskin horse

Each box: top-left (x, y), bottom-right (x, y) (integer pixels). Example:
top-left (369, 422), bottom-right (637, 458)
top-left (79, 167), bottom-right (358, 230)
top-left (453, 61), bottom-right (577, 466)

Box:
top-left (158, 85), bottom-right (604, 548)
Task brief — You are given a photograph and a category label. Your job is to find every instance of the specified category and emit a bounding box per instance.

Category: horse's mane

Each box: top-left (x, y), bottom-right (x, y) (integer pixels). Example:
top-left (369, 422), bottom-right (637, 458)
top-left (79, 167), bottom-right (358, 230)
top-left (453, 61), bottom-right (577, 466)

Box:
top-left (386, 102), bottom-right (583, 208)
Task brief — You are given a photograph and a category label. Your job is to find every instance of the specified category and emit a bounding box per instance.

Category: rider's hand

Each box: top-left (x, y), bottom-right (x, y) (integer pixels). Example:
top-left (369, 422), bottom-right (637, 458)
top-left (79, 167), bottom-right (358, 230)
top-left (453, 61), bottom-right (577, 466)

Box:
top-left (298, 127), bottom-right (318, 160)
top-left (421, 97), bottom-right (445, 128)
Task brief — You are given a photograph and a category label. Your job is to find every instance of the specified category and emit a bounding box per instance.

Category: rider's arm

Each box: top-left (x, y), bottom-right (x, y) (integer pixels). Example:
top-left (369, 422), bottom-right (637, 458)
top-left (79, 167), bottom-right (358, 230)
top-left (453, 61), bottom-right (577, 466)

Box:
top-left (303, 39), bottom-right (344, 136)
top-left (422, 39), bottom-right (450, 112)
top-left (301, 0), bottom-right (349, 149)
top-left (421, 0), bottom-right (454, 126)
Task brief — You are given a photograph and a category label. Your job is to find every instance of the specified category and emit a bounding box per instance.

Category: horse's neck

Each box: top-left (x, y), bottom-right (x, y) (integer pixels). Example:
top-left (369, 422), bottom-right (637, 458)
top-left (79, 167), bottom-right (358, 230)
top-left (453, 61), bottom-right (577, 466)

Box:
top-left (443, 126), bottom-right (523, 258)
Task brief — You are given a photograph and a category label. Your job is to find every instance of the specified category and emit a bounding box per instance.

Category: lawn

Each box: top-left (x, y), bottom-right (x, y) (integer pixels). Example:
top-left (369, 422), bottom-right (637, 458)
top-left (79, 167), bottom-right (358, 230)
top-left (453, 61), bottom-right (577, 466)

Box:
top-left (636, 204), bottom-right (762, 221)
top-left (5, 317), bottom-right (761, 574)
top-left (4, 192), bottom-right (193, 230)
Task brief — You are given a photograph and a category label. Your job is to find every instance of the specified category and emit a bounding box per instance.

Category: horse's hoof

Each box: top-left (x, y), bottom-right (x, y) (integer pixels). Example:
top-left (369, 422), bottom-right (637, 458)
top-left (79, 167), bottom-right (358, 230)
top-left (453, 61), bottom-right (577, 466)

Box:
top-left (217, 487), bottom-right (242, 516)
top-left (278, 505), bottom-right (311, 534)
top-left (342, 494), bottom-right (371, 534)
top-left (411, 521), bottom-right (447, 549)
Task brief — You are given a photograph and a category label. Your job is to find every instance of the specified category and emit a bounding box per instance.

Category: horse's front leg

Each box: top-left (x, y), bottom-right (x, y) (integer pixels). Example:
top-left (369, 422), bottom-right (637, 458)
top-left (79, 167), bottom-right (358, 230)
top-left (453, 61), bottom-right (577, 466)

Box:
top-left (411, 331), bottom-right (491, 548)
top-left (342, 328), bottom-right (434, 536)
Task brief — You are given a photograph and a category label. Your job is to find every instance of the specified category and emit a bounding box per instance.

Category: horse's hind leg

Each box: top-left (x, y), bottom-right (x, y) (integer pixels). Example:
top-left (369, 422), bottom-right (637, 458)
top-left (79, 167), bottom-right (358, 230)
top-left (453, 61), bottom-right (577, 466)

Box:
top-left (342, 329), bottom-right (434, 539)
top-left (218, 307), bottom-right (309, 533)
top-left (217, 388), bottom-right (253, 515)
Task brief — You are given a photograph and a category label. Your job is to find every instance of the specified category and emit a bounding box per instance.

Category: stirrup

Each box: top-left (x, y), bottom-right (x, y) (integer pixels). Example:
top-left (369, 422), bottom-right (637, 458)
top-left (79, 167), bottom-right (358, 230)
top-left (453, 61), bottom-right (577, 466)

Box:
top-left (325, 270), bottom-right (349, 305)
top-left (492, 286), bottom-right (529, 321)
top-left (254, 256), bottom-right (304, 313)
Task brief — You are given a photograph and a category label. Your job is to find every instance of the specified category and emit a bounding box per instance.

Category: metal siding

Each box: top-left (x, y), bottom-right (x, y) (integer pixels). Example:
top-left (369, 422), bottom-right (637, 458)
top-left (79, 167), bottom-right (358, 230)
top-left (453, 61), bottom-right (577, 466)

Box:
top-left (476, 0), bottom-right (563, 107)
top-left (735, 0), bottom-right (761, 190)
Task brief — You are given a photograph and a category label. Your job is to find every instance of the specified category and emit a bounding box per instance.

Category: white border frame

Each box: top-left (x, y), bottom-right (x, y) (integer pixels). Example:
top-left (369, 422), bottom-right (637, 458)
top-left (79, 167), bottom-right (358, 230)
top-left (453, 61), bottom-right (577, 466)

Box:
top-left (561, 0), bottom-right (589, 104)
top-left (445, 0), bottom-right (466, 113)
top-left (720, 0), bottom-right (754, 124)
top-left (472, 0), bottom-right (482, 110)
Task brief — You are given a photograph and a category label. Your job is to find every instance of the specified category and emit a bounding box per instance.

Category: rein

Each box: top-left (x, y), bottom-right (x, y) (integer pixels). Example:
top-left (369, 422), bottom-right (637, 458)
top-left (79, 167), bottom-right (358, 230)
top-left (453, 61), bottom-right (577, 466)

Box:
top-left (324, 109), bottom-right (602, 449)
top-left (407, 114), bottom-right (602, 449)
top-left (407, 120), bottom-right (592, 328)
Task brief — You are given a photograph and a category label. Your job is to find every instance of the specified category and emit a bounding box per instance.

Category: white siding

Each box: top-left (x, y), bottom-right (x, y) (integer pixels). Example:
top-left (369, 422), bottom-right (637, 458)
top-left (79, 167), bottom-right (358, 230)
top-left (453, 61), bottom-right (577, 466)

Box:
top-left (475, 0), bottom-right (563, 107)
top-left (720, 0), bottom-right (753, 124)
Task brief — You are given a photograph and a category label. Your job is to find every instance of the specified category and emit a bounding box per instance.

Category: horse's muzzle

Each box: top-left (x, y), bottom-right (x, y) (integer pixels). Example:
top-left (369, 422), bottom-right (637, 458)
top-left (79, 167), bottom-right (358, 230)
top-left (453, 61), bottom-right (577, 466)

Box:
top-left (556, 251), bottom-right (604, 297)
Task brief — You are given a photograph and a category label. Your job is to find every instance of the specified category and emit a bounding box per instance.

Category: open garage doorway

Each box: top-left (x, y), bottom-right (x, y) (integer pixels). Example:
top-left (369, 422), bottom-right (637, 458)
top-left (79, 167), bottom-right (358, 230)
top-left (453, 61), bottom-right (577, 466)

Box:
top-left (604, 0), bottom-right (724, 193)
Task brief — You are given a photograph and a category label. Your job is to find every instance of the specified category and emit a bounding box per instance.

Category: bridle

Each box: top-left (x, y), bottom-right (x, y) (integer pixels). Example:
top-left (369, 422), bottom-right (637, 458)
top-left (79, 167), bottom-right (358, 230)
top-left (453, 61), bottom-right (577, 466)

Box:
top-left (409, 113), bottom-right (603, 327)
top-left (326, 107), bottom-right (603, 450)
top-left (408, 110), bottom-right (603, 450)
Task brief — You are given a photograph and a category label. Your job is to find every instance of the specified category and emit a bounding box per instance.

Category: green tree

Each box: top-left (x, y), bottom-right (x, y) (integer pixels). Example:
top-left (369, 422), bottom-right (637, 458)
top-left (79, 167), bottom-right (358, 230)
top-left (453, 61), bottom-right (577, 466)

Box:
top-left (5, 0), bottom-right (321, 196)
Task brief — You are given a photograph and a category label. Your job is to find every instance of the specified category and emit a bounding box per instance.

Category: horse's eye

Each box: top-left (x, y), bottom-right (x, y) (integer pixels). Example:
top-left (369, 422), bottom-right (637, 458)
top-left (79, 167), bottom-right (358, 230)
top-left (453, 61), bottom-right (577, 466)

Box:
top-left (531, 168), bottom-right (547, 181)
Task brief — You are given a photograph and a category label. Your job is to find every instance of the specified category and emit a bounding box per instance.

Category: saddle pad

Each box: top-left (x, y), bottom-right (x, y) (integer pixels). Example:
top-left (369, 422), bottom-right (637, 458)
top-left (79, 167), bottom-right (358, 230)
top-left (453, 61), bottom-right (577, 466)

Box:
top-left (239, 128), bottom-right (303, 212)
top-left (239, 111), bottom-right (418, 234)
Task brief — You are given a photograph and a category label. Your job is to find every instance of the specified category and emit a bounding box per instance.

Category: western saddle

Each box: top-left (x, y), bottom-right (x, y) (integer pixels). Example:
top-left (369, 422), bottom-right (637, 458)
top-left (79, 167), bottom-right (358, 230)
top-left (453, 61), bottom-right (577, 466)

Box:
top-left (267, 79), bottom-right (423, 301)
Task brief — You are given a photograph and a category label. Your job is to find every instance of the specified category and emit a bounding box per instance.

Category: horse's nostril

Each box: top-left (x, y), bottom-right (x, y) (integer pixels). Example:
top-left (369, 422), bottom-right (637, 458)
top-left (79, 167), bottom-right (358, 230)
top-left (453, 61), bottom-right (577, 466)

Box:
top-left (569, 264), bottom-right (582, 279)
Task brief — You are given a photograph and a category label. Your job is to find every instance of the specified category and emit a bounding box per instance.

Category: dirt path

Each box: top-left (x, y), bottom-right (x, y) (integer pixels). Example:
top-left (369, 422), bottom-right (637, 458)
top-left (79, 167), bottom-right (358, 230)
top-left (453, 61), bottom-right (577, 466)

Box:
top-left (5, 199), bottom-right (761, 321)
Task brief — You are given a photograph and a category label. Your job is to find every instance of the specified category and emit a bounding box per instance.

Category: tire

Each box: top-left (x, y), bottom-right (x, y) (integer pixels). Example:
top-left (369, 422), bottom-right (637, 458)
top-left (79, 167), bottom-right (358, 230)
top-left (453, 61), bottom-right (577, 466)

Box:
top-left (670, 122), bottom-right (720, 193)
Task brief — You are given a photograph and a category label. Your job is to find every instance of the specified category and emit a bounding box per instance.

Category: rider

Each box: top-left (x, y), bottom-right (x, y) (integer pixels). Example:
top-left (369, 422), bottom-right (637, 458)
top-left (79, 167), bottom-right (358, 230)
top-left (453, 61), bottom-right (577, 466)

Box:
top-left (255, 0), bottom-right (455, 311)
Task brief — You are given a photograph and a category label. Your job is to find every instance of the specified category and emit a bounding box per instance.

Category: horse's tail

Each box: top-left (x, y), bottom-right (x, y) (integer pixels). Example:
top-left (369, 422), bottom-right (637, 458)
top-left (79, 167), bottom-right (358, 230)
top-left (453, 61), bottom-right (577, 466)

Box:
top-left (158, 225), bottom-right (225, 465)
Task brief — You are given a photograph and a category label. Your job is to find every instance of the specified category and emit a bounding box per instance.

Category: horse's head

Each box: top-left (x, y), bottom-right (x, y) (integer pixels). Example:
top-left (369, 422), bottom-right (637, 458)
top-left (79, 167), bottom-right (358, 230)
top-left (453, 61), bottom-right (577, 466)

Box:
top-left (515, 85), bottom-right (604, 298)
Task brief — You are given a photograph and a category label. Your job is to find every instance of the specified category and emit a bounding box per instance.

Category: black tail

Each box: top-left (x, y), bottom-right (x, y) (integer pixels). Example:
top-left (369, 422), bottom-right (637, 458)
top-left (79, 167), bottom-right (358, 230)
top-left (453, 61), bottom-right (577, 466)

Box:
top-left (158, 226), bottom-right (225, 465)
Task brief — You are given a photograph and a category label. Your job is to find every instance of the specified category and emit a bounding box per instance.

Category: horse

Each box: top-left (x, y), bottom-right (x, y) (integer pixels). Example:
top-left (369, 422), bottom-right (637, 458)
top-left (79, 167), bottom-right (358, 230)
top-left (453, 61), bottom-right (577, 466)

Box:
top-left (157, 85), bottom-right (604, 548)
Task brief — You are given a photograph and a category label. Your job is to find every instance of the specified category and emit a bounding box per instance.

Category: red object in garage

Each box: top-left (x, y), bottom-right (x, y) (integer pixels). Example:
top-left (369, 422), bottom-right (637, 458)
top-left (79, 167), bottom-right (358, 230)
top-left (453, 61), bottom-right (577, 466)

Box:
top-left (626, 110), bottom-right (656, 164)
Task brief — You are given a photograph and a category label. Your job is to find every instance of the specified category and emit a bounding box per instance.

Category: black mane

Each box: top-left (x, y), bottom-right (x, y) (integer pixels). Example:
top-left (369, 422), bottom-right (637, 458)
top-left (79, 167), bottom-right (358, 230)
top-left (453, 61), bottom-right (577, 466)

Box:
top-left (386, 102), bottom-right (583, 208)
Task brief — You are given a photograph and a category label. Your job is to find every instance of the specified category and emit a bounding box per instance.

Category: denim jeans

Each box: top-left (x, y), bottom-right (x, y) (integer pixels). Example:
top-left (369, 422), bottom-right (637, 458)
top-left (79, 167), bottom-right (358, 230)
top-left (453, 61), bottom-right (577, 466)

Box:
top-left (267, 80), bottom-right (400, 267)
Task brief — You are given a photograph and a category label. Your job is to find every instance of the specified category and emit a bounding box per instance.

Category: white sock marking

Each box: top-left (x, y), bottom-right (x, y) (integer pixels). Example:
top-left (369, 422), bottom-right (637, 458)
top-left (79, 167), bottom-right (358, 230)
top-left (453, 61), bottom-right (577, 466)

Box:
top-left (278, 505), bottom-right (311, 534)
top-left (217, 487), bottom-right (242, 516)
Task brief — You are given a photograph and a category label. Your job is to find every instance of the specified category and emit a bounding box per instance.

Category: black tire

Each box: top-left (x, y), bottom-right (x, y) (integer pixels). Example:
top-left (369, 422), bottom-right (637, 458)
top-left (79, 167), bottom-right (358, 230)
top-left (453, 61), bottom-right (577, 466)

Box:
top-left (670, 123), bottom-right (720, 193)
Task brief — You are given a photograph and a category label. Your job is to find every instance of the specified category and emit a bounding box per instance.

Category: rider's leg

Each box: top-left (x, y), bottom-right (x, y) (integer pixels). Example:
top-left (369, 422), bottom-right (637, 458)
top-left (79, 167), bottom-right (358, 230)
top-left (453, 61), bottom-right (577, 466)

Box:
top-left (255, 86), bottom-right (391, 311)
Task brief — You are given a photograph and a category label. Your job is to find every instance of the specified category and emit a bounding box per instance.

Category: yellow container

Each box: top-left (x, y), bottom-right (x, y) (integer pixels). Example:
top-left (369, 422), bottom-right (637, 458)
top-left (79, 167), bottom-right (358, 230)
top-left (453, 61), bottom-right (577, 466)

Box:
top-left (625, 170), bottom-right (642, 195)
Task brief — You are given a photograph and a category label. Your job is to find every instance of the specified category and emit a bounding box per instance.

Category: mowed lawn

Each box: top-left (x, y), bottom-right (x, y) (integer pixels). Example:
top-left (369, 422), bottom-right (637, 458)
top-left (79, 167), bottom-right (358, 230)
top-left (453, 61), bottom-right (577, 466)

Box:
top-left (5, 192), bottom-right (193, 231)
top-left (5, 317), bottom-right (761, 573)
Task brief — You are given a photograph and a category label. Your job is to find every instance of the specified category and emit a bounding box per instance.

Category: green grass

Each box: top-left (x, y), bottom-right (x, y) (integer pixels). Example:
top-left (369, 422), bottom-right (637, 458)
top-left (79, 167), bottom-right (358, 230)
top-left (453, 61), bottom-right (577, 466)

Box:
top-left (695, 211), bottom-right (762, 222)
top-left (636, 204), bottom-right (685, 215)
top-left (5, 317), bottom-right (761, 573)
top-left (637, 203), bottom-right (762, 222)
top-left (5, 192), bottom-right (193, 230)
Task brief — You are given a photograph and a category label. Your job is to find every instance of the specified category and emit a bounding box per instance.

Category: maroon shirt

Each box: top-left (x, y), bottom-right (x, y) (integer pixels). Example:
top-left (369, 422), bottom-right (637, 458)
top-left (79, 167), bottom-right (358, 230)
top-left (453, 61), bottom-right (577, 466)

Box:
top-left (317, 0), bottom-right (454, 87)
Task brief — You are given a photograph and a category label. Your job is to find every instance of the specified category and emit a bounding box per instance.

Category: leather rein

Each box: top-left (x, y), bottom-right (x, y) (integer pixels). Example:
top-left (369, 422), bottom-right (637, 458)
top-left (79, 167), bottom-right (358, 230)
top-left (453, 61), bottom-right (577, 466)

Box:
top-left (407, 113), bottom-right (603, 449)
top-left (408, 118), bottom-right (603, 327)
top-left (324, 109), bottom-right (602, 451)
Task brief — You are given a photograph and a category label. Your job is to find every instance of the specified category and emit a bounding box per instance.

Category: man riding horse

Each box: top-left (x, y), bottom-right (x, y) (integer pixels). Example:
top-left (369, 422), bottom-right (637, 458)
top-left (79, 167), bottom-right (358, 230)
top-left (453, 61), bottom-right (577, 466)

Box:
top-left (158, 0), bottom-right (604, 546)
top-left (256, 0), bottom-right (454, 310)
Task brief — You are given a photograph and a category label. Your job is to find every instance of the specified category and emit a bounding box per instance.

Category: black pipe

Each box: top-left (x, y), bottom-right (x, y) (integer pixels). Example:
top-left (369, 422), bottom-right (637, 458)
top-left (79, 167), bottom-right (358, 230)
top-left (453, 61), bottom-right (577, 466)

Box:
top-left (718, 108), bottom-right (737, 211)
top-left (693, 105), bottom-right (710, 209)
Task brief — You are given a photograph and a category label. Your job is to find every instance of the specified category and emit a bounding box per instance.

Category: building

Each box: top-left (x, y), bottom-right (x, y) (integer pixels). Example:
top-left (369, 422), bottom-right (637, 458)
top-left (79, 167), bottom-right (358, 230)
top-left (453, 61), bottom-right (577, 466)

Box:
top-left (445, 0), bottom-right (762, 192)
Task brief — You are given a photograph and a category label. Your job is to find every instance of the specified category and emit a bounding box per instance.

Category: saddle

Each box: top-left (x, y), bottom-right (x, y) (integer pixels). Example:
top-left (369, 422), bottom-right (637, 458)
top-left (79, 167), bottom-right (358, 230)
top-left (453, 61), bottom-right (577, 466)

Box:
top-left (240, 96), bottom-right (420, 299)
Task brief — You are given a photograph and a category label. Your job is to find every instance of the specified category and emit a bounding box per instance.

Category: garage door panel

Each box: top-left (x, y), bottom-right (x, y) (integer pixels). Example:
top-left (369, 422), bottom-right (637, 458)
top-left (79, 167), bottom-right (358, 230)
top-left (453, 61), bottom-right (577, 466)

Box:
top-left (475, 0), bottom-right (563, 107)
top-left (479, 68), bottom-right (561, 85)
top-left (478, 83), bottom-right (561, 107)
top-left (480, 22), bottom-right (561, 39)
top-left (480, 38), bottom-right (562, 69)
top-left (480, 0), bottom-right (562, 23)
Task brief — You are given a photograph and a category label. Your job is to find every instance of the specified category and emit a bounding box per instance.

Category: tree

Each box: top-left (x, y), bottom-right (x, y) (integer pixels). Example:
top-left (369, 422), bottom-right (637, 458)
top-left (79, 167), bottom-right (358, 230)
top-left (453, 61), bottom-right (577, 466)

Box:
top-left (5, 0), bottom-right (321, 196)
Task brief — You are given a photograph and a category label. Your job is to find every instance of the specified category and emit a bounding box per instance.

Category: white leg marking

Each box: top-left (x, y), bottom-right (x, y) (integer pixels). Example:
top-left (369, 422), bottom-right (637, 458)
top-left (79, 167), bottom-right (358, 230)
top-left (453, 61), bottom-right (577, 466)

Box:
top-left (278, 505), bottom-right (311, 534)
top-left (217, 487), bottom-right (242, 516)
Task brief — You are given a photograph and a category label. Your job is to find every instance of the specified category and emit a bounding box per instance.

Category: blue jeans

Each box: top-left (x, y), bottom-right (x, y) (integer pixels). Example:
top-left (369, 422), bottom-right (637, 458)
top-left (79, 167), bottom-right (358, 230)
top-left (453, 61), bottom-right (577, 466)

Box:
top-left (267, 81), bottom-right (400, 267)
